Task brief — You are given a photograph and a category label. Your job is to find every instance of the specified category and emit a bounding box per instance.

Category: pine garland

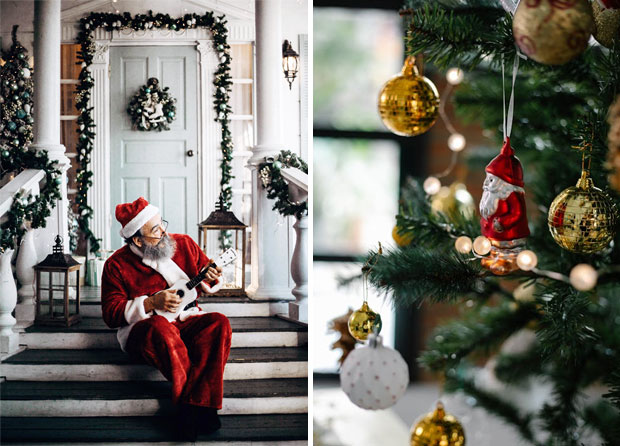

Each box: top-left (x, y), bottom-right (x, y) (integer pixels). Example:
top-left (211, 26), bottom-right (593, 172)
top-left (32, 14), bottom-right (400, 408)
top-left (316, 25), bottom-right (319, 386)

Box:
top-left (0, 26), bottom-right (62, 252)
top-left (76, 11), bottom-right (235, 253)
top-left (259, 150), bottom-right (308, 219)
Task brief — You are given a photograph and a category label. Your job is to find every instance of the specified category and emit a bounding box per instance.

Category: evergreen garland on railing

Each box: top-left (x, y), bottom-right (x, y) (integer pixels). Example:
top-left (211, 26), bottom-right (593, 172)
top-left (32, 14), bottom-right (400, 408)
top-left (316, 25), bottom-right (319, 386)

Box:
top-left (0, 26), bottom-right (62, 253)
top-left (259, 150), bottom-right (308, 219)
top-left (76, 11), bottom-right (234, 253)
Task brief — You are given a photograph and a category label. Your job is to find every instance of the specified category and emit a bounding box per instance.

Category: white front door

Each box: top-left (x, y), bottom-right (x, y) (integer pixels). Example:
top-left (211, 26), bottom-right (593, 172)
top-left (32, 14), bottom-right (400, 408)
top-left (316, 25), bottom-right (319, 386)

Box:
top-left (109, 45), bottom-right (198, 249)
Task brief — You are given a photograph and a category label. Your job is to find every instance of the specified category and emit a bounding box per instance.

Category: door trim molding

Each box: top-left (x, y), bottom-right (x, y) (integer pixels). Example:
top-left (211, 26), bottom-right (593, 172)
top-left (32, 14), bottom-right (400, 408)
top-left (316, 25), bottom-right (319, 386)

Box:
top-left (88, 32), bottom-right (231, 251)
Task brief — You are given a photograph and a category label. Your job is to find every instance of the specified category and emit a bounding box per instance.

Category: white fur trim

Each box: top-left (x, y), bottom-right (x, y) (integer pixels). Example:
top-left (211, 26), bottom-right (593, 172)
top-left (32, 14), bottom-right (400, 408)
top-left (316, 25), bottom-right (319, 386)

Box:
top-left (201, 278), bottom-right (223, 294)
top-left (119, 204), bottom-right (159, 238)
top-left (178, 306), bottom-right (207, 322)
top-left (124, 295), bottom-right (152, 325)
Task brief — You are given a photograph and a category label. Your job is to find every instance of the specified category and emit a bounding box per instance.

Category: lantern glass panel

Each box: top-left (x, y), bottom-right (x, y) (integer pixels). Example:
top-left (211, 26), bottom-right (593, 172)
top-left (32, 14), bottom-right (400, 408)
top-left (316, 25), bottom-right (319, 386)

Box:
top-left (199, 226), bottom-right (246, 295)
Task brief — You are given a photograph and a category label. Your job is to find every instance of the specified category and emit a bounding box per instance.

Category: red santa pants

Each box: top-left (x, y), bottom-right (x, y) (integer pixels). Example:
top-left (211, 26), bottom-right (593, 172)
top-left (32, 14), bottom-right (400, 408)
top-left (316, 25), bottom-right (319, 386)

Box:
top-left (125, 313), bottom-right (232, 408)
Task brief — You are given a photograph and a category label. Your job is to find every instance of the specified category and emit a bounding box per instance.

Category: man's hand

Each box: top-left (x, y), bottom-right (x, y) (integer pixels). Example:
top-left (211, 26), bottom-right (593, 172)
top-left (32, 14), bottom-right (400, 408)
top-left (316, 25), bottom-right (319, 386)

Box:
top-left (199, 266), bottom-right (223, 295)
top-left (144, 289), bottom-right (182, 313)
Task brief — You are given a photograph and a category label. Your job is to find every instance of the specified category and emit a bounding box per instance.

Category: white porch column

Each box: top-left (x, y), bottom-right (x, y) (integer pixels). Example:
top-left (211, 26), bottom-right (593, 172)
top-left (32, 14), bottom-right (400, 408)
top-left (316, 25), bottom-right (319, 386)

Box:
top-left (30, 0), bottom-right (69, 254)
top-left (247, 0), bottom-right (292, 301)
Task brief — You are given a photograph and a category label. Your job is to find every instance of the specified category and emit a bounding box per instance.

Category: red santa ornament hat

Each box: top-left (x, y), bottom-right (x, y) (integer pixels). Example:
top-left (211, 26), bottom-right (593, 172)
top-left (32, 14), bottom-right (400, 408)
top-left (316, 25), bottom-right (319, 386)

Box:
top-left (116, 197), bottom-right (159, 238)
top-left (485, 137), bottom-right (524, 188)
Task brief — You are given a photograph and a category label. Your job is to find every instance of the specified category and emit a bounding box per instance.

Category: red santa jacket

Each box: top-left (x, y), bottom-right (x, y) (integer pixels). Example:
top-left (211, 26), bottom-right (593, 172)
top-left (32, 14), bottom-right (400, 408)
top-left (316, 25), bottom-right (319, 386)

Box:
top-left (101, 233), bottom-right (214, 329)
top-left (480, 191), bottom-right (530, 241)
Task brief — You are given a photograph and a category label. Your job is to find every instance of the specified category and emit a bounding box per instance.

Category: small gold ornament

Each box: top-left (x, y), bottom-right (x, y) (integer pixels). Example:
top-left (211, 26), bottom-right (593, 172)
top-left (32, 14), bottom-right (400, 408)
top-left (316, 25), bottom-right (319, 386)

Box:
top-left (513, 0), bottom-right (594, 65)
top-left (393, 224), bottom-right (414, 247)
top-left (431, 183), bottom-right (475, 219)
top-left (348, 301), bottom-right (382, 341)
top-left (593, 1), bottom-right (620, 48)
top-left (548, 170), bottom-right (617, 254)
top-left (378, 56), bottom-right (439, 136)
top-left (410, 402), bottom-right (466, 446)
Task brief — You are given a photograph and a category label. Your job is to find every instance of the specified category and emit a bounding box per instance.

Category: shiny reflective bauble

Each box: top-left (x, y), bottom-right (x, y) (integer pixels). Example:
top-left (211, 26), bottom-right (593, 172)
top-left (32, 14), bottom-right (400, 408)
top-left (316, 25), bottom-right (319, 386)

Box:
top-left (431, 183), bottom-right (475, 218)
top-left (393, 225), bottom-right (414, 247)
top-left (593, 1), bottom-right (620, 48)
top-left (548, 171), bottom-right (617, 254)
top-left (410, 402), bottom-right (466, 446)
top-left (378, 56), bottom-right (439, 136)
top-left (348, 301), bottom-right (382, 341)
top-left (513, 0), bottom-right (594, 65)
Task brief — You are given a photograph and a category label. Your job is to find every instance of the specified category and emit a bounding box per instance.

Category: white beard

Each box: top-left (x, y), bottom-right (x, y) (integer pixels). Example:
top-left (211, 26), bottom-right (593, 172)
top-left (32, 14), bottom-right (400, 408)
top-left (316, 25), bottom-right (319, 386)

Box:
top-left (480, 174), bottom-right (524, 219)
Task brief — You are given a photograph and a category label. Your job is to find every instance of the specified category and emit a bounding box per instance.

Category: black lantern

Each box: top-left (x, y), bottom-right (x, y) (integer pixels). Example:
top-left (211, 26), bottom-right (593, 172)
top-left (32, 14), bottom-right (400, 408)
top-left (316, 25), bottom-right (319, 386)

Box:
top-left (34, 235), bottom-right (81, 326)
top-left (198, 198), bottom-right (247, 296)
top-left (282, 40), bottom-right (299, 90)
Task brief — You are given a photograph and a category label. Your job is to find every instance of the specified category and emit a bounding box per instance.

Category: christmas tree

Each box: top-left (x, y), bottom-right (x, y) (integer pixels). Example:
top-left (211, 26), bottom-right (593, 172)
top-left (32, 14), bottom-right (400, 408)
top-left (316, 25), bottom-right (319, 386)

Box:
top-left (366, 1), bottom-right (620, 444)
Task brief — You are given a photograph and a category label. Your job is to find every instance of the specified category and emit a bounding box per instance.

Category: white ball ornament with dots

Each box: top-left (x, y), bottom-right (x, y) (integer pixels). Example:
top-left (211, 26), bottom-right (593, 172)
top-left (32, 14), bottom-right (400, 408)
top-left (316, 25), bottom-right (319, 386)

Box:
top-left (340, 335), bottom-right (409, 410)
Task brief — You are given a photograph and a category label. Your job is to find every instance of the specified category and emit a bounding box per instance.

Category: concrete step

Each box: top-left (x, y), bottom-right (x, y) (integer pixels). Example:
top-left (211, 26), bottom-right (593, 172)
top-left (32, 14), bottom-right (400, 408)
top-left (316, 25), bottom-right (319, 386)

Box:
top-left (19, 317), bottom-right (307, 349)
top-left (0, 414), bottom-right (308, 444)
top-left (52, 289), bottom-right (290, 318)
top-left (1, 348), bottom-right (308, 381)
top-left (1, 379), bottom-right (308, 417)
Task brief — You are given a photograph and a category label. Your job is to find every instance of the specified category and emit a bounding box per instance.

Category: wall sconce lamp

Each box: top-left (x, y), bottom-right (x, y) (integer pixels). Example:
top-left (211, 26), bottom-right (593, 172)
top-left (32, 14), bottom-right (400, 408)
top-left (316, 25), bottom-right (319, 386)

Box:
top-left (282, 39), bottom-right (299, 90)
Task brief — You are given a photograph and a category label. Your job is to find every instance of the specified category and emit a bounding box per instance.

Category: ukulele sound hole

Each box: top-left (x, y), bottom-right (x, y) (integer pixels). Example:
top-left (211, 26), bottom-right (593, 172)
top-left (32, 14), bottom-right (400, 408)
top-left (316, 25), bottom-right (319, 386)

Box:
top-left (177, 290), bottom-right (185, 298)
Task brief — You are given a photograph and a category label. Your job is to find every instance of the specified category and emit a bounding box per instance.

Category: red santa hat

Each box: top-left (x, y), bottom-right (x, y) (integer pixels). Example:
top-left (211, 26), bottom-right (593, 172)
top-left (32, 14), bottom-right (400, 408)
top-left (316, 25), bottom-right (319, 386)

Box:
top-left (116, 197), bottom-right (159, 238)
top-left (485, 137), bottom-right (524, 188)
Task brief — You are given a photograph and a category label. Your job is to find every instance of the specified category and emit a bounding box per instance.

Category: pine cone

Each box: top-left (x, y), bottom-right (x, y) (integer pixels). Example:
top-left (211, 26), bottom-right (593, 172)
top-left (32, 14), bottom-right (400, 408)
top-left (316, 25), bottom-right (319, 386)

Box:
top-left (607, 96), bottom-right (620, 191)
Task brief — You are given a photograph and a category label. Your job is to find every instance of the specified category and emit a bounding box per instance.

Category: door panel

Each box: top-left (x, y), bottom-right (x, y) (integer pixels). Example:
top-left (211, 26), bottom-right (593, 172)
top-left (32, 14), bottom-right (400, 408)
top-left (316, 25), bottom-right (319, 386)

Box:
top-left (110, 46), bottom-right (198, 249)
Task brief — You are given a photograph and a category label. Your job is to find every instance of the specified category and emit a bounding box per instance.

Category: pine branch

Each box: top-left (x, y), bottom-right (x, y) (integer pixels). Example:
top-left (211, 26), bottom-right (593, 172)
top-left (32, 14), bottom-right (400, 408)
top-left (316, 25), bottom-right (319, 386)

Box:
top-left (366, 246), bottom-right (484, 306)
top-left (444, 375), bottom-right (540, 445)
top-left (419, 302), bottom-right (538, 371)
top-left (494, 343), bottom-right (545, 385)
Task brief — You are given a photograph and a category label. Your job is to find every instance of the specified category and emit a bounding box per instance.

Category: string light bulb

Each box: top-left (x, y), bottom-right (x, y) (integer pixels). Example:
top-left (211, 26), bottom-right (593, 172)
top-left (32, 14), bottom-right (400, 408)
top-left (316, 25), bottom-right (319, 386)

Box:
top-left (446, 68), bottom-right (464, 85)
top-left (448, 133), bottom-right (466, 152)
top-left (423, 176), bottom-right (441, 195)
top-left (455, 236), bottom-right (473, 254)
top-left (516, 250), bottom-right (538, 271)
top-left (569, 264), bottom-right (598, 291)
top-left (473, 236), bottom-right (492, 255)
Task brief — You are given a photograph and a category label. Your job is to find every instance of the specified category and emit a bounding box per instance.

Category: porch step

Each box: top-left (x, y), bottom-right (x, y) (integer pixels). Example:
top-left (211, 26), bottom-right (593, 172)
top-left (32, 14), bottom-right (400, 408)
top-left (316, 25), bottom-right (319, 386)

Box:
top-left (0, 414), bottom-right (308, 443)
top-left (20, 317), bottom-right (307, 349)
top-left (1, 379), bottom-right (307, 416)
top-left (1, 347), bottom-right (308, 381)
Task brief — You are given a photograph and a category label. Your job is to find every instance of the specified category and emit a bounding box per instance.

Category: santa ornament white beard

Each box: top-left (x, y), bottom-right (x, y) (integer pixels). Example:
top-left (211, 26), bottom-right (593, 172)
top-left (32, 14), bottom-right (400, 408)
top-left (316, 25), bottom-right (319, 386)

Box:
top-left (480, 173), bottom-right (525, 220)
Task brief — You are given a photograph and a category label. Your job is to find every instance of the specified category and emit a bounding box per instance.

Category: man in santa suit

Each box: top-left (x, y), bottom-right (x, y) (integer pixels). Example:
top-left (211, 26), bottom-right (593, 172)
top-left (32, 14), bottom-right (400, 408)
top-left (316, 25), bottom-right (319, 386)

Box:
top-left (101, 197), bottom-right (232, 440)
top-left (479, 138), bottom-right (530, 273)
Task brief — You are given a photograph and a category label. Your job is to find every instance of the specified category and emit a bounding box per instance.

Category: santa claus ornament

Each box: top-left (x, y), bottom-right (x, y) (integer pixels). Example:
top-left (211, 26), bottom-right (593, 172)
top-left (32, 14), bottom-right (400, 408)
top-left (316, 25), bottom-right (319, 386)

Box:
top-left (477, 56), bottom-right (530, 275)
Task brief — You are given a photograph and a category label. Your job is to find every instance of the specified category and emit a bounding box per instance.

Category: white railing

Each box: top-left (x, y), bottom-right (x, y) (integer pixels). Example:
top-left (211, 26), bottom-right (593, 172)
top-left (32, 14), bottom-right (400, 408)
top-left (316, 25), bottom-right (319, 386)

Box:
top-left (0, 169), bottom-right (45, 355)
top-left (281, 168), bottom-right (308, 323)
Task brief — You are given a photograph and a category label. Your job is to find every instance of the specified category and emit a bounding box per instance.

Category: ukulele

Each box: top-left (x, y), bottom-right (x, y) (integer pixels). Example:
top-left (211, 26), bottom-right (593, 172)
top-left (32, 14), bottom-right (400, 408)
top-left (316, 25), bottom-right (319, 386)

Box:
top-left (156, 248), bottom-right (238, 322)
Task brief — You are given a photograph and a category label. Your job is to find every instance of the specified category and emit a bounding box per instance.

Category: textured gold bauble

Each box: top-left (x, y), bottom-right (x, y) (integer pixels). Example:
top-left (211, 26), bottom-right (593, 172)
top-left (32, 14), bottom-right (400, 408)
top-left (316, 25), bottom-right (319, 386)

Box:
top-left (593, 1), bottom-right (620, 48)
top-left (513, 0), bottom-right (594, 65)
top-left (548, 170), bottom-right (617, 254)
top-left (348, 301), bottom-right (382, 341)
top-left (378, 56), bottom-right (439, 136)
top-left (431, 182), bottom-right (475, 218)
top-left (410, 402), bottom-right (466, 446)
top-left (607, 96), bottom-right (620, 191)
top-left (393, 225), bottom-right (414, 247)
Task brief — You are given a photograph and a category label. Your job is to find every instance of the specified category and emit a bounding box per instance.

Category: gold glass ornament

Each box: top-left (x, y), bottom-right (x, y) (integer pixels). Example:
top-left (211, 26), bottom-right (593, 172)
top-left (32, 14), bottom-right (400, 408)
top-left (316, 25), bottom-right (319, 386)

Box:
top-left (548, 170), bottom-right (617, 254)
top-left (393, 224), bottom-right (414, 247)
top-left (513, 0), bottom-right (594, 65)
top-left (348, 301), bottom-right (382, 341)
top-left (378, 56), bottom-right (439, 136)
top-left (431, 183), bottom-right (475, 218)
top-left (593, 1), bottom-right (620, 48)
top-left (410, 402), bottom-right (466, 446)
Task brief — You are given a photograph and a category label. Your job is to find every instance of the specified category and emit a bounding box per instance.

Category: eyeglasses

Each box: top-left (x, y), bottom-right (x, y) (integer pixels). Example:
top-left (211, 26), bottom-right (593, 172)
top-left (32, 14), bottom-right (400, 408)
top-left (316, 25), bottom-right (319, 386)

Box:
top-left (141, 219), bottom-right (169, 240)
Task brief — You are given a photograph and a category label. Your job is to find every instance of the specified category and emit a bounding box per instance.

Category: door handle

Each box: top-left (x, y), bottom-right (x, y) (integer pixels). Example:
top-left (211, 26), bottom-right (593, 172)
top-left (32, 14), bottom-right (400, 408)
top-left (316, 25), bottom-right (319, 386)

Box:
top-left (186, 150), bottom-right (194, 157)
